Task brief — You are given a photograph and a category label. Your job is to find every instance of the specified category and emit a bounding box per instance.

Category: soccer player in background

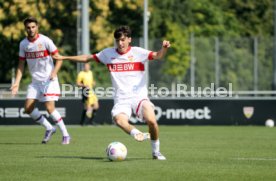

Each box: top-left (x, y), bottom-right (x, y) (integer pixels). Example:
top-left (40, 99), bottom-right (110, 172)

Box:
top-left (76, 63), bottom-right (99, 125)
top-left (10, 17), bottom-right (70, 144)
top-left (60, 26), bottom-right (170, 160)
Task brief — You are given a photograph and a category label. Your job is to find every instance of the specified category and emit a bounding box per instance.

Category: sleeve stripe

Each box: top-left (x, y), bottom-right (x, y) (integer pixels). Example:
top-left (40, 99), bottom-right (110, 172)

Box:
top-left (51, 49), bottom-right (59, 55)
top-left (148, 51), bottom-right (154, 60)
top-left (19, 56), bottom-right (26, 61)
top-left (92, 54), bottom-right (100, 63)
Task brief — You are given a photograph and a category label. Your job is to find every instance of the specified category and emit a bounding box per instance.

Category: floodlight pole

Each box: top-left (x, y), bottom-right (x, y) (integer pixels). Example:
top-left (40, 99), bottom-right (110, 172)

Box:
top-left (144, 0), bottom-right (149, 87)
top-left (81, 0), bottom-right (90, 61)
top-left (273, 0), bottom-right (276, 90)
top-left (77, 0), bottom-right (90, 72)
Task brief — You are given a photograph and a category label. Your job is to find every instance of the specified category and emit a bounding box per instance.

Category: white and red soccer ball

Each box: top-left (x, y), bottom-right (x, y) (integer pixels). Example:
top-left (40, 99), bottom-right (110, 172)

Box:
top-left (106, 142), bottom-right (127, 161)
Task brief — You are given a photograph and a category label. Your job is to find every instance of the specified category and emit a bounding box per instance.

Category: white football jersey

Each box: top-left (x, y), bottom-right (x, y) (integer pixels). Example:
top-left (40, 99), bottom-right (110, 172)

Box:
top-left (19, 34), bottom-right (58, 82)
top-left (93, 46), bottom-right (154, 100)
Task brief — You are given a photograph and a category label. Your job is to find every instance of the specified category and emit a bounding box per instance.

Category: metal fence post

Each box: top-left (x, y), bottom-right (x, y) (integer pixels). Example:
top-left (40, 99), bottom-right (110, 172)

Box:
top-left (215, 37), bottom-right (220, 88)
top-left (253, 37), bottom-right (258, 92)
top-left (190, 33), bottom-right (195, 88)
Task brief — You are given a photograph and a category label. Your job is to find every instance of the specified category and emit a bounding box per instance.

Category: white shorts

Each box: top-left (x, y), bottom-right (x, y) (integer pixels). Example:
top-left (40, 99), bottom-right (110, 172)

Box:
top-left (26, 79), bottom-right (60, 102)
top-left (111, 97), bottom-right (155, 121)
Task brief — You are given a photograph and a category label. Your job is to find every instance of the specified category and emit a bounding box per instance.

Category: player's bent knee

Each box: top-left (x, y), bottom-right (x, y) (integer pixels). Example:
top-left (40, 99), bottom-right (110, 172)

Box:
top-left (146, 118), bottom-right (158, 126)
top-left (113, 114), bottom-right (129, 126)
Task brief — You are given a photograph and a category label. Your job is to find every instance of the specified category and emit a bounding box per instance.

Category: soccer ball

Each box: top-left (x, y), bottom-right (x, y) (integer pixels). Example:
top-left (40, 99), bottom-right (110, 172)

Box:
top-left (106, 142), bottom-right (127, 161)
top-left (265, 119), bottom-right (274, 128)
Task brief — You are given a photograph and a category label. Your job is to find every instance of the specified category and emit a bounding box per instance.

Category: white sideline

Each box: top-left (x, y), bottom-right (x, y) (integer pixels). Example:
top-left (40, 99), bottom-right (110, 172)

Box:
top-left (233, 157), bottom-right (276, 161)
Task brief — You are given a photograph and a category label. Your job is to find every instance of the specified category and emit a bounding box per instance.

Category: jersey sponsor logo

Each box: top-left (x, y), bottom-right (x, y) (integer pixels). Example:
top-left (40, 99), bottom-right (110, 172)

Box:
top-left (107, 62), bottom-right (144, 72)
top-left (25, 50), bottom-right (49, 59)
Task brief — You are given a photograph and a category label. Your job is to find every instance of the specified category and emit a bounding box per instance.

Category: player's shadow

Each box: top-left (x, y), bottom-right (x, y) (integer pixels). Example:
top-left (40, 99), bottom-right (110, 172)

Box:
top-left (37, 155), bottom-right (149, 162)
top-left (0, 142), bottom-right (40, 145)
top-left (37, 155), bottom-right (104, 160)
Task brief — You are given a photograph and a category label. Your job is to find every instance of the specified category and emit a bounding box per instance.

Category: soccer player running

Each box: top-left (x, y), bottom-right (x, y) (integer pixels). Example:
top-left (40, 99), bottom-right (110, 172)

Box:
top-left (10, 17), bottom-right (70, 144)
top-left (61, 26), bottom-right (170, 160)
top-left (76, 63), bottom-right (99, 125)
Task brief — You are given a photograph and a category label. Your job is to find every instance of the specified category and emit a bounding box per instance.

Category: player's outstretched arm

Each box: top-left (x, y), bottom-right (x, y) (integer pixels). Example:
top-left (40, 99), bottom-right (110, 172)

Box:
top-left (50, 53), bottom-right (63, 80)
top-left (152, 40), bottom-right (171, 60)
top-left (10, 60), bottom-right (25, 96)
top-left (58, 55), bottom-right (92, 63)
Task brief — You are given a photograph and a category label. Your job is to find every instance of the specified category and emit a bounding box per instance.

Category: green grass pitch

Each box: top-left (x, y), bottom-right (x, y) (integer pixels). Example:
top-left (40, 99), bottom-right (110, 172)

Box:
top-left (0, 125), bottom-right (275, 181)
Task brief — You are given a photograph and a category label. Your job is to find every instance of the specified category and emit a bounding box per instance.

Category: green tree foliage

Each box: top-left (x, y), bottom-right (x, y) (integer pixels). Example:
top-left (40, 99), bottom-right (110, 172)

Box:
top-left (216, 37), bottom-right (254, 90)
top-left (89, 0), bottom-right (143, 51)
top-left (148, 0), bottom-right (237, 86)
top-left (258, 37), bottom-right (273, 90)
top-left (223, 0), bottom-right (273, 36)
top-left (163, 22), bottom-right (190, 82)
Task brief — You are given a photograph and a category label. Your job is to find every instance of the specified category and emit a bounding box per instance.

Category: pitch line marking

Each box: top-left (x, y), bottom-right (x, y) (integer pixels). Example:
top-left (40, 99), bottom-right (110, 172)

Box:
top-left (233, 157), bottom-right (276, 161)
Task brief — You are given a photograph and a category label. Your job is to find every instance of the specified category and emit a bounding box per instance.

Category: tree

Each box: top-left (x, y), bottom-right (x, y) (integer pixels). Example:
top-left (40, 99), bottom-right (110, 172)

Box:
top-left (163, 22), bottom-right (190, 83)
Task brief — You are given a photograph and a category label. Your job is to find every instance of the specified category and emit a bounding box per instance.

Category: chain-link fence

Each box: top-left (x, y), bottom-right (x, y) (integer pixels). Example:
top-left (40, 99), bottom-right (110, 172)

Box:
top-left (142, 36), bottom-right (274, 98)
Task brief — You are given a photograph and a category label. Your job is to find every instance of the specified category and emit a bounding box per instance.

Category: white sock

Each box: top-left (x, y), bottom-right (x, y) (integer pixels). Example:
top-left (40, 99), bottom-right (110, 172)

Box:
top-left (151, 139), bottom-right (160, 154)
top-left (30, 108), bottom-right (53, 130)
top-left (130, 128), bottom-right (141, 137)
top-left (50, 110), bottom-right (69, 137)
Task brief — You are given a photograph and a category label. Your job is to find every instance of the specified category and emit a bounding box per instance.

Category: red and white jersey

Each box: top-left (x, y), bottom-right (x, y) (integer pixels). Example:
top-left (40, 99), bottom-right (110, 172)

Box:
top-left (19, 34), bottom-right (58, 82)
top-left (93, 46), bottom-right (154, 100)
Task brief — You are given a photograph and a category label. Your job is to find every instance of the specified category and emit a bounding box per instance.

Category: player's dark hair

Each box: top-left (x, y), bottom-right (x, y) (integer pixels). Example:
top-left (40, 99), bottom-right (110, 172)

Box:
top-left (23, 17), bottom-right (38, 26)
top-left (114, 26), bottom-right (132, 39)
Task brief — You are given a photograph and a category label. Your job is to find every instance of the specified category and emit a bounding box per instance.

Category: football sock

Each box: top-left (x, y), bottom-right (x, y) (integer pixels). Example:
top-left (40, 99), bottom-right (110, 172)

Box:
top-left (50, 110), bottom-right (69, 136)
top-left (80, 109), bottom-right (86, 125)
top-left (130, 128), bottom-right (141, 137)
top-left (30, 108), bottom-right (53, 130)
top-left (90, 110), bottom-right (97, 124)
top-left (151, 139), bottom-right (160, 154)
top-left (86, 108), bottom-right (93, 118)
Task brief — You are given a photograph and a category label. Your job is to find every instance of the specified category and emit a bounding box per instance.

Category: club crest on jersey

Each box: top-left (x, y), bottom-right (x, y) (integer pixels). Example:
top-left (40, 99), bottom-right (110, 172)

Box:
top-left (38, 43), bottom-right (44, 50)
top-left (128, 55), bottom-right (134, 62)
